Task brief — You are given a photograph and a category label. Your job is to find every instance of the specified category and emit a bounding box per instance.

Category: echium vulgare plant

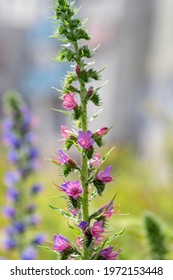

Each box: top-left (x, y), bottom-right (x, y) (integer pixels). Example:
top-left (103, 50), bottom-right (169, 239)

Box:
top-left (49, 0), bottom-right (123, 260)
top-left (1, 92), bottom-right (44, 260)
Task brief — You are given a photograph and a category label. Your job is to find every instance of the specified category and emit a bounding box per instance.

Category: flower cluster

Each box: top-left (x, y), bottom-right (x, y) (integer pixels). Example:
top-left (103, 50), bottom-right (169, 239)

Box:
top-left (2, 92), bottom-right (44, 259)
top-left (49, 0), bottom-right (123, 260)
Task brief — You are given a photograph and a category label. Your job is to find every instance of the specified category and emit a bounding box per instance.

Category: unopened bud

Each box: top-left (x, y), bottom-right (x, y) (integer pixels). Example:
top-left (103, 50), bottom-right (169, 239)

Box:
top-left (76, 65), bottom-right (81, 75)
top-left (87, 86), bottom-right (94, 98)
top-left (95, 127), bottom-right (109, 136)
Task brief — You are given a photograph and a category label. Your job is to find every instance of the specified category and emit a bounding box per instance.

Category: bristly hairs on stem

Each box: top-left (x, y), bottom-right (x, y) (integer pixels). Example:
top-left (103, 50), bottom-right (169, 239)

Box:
top-left (49, 0), bottom-right (123, 260)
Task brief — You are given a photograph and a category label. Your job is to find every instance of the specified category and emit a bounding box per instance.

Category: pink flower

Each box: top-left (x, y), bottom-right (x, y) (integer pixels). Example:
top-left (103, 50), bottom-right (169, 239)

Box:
top-left (61, 125), bottom-right (71, 139)
top-left (68, 207), bottom-right (80, 216)
top-left (97, 166), bottom-right (113, 183)
top-left (60, 181), bottom-right (83, 200)
top-left (90, 220), bottom-right (104, 239)
top-left (53, 234), bottom-right (70, 253)
top-left (91, 153), bottom-right (102, 167)
top-left (100, 202), bottom-right (115, 218)
top-left (78, 130), bottom-right (94, 150)
top-left (62, 92), bottom-right (77, 110)
top-left (94, 237), bottom-right (103, 245)
top-left (76, 237), bottom-right (83, 248)
top-left (100, 247), bottom-right (121, 260)
top-left (95, 127), bottom-right (108, 136)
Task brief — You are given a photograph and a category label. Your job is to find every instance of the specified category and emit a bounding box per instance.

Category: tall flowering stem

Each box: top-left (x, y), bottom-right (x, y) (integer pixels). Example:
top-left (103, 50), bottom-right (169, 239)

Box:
top-left (2, 92), bottom-right (44, 259)
top-left (50, 0), bottom-right (123, 260)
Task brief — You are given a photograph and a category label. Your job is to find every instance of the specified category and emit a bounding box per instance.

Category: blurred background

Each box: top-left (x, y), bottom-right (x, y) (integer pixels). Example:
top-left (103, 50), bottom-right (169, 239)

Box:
top-left (0, 0), bottom-right (173, 259)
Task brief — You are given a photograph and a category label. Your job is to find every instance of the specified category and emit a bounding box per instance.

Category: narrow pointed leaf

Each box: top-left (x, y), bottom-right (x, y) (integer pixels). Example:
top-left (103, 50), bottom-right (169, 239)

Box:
top-left (49, 204), bottom-right (78, 221)
top-left (101, 146), bottom-right (115, 163)
top-left (90, 108), bottom-right (103, 122)
top-left (52, 108), bottom-right (71, 116)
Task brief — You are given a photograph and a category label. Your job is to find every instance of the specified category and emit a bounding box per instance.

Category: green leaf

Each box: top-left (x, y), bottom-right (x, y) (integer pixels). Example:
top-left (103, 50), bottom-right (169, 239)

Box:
top-left (75, 28), bottom-right (90, 41)
top-left (86, 147), bottom-right (94, 160)
top-left (63, 84), bottom-right (79, 94)
top-left (51, 86), bottom-right (62, 93)
top-left (89, 191), bottom-right (97, 201)
top-left (37, 245), bottom-right (54, 253)
top-left (57, 48), bottom-right (75, 62)
top-left (93, 178), bottom-right (106, 196)
top-left (87, 69), bottom-right (101, 81)
top-left (58, 25), bottom-right (68, 36)
top-left (90, 108), bottom-right (103, 122)
top-left (67, 222), bottom-right (81, 236)
top-left (63, 72), bottom-right (77, 85)
top-left (64, 138), bottom-right (75, 150)
top-left (69, 196), bottom-right (82, 209)
top-left (90, 92), bottom-right (102, 106)
top-left (49, 204), bottom-right (78, 221)
top-left (52, 108), bottom-right (71, 116)
top-left (101, 146), bottom-right (115, 164)
top-left (73, 107), bottom-right (82, 120)
top-left (79, 45), bottom-right (94, 58)
top-left (70, 18), bottom-right (82, 29)
top-left (93, 135), bottom-right (104, 147)
top-left (95, 80), bottom-right (108, 91)
top-left (62, 163), bottom-right (72, 177)
top-left (107, 228), bottom-right (125, 242)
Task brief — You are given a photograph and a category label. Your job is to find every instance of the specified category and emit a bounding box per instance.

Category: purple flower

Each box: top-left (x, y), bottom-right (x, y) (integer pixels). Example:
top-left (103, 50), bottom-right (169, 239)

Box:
top-left (25, 132), bottom-right (36, 144)
top-left (53, 234), bottom-right (71, 253)
top-left (13, 221), bottom-right (26, 233)
top-left (28, 148), bottom-right (39, 160)
top-left (29, 214), bottom-right (41, 225)
top-left (97, 166), bottom-right (113, 183)
top-left (100, 247), bottom-right (121, 260)
top-left (2, 118), bottom-right (13, 132)
top-left (5, 226), bottom-right (15, 236)
top-left (4, 238), bottom-right (17, 250)
top-left (21, 247), bottom-right (37, 260)
top-left (31, 184), bottom-right (43, 194)
top-left (2, 206), bottom-right (16, 219)
top-left (57, 149), bottom-right (71, 164)
top-left (90, 220), bottom-right (104, 239)
top-left (33, 234), bottom-right (45, 245)
top-left (62, 92), bottom-right (78, 110)
top-left (2, 94), bottom-right (43, 259)
top-left (7, 150), bottom-right (19, 163)
top-left (7, 187), bottom-right (19, 202)
top-left (60, 181), bottom-right (83, 200)
top-left (4, 171), bottom-right (20, 187)
top-left (78, 221), bottom-right (89, 231)
top-left (77, 130), bottom-right (94, 150)
top-left (5, 133), bottom-right (21, 148)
